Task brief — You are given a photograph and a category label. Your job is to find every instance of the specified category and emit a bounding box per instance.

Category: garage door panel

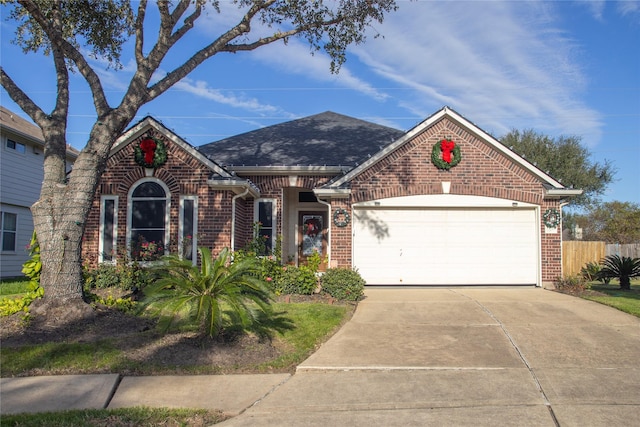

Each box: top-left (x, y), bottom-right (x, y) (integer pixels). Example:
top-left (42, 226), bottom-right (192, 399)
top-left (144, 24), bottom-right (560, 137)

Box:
top-left (353, 207), bottom-right (538, 285)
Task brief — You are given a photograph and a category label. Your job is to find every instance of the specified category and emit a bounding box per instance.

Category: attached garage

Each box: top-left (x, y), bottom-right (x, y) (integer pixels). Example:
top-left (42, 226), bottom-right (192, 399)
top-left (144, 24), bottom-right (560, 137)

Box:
top-left (352, 195), bottom-right (539, 286)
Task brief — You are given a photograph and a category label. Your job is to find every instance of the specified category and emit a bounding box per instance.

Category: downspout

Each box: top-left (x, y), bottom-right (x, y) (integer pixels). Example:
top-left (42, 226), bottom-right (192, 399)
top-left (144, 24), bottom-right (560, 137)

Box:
top-left (231, 188), bottom-right (250, 252)
top-left (316, 197), bottom-right (332, 268)
top-left (558, 201), bottom-right (571, 285)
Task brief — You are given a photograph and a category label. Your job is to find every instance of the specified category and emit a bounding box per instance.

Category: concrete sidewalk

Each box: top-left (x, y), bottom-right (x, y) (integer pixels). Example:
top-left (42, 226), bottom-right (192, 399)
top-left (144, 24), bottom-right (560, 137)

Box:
top-left (2, 288), bottom-right (640, 426)
top-left (0, 373), bottom-right (290, 416)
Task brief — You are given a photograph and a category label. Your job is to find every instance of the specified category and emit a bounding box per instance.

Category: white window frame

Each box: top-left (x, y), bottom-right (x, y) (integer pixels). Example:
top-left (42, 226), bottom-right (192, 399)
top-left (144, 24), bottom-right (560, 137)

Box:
top-left (98, 195), bottom-right (118, 263)
top-left (254, 198), bottom-right (277, 255)
top-left (5, 138), bottom-right (26, 154)
top-left (0, 211), bottom-right (18, 253)
top-left (126, 178), bottom-right (171, 260)
top-left (179, 195), bottom-right (198, 264)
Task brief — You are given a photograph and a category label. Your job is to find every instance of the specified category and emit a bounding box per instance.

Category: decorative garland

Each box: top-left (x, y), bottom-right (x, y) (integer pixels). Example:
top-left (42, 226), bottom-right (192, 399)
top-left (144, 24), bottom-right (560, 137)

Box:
top-left (431, 139), bottom-right (461, 170)
top-left (134, 136), bottom-right (167, 168)
top-left (543, 208), bottom-right (561, 228)
top-left (333, 208), bottom-right (351, 227)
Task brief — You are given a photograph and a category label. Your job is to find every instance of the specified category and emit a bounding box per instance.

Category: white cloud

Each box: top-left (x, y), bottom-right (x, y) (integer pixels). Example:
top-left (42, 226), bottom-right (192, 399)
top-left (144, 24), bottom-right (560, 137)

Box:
top-left (348, 1), bottom-right (603, 145)
top-left (174, 77), bottom-right (291, 116)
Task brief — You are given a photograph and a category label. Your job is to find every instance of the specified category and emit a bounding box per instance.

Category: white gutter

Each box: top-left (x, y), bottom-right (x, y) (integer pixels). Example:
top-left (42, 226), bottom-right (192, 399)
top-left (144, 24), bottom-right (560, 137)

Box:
top-left (545, 189), bottom-right (583, 199)
top-left (231, 188), bottom-right (251, 252)
top-left (313, 188), bottom-right (351, 198)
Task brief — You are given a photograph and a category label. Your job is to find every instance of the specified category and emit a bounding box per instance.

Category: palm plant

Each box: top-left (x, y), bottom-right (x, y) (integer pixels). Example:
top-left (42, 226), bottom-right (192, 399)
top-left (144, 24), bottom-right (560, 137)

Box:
top-left (140, 247), bottom-right (273, 338)
top-left (598, 255), bottom-right (640, 290)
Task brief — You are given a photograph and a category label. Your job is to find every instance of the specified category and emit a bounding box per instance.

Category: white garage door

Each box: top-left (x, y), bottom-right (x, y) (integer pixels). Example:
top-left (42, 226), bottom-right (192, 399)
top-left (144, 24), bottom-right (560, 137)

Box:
top-left (352, 202), bottom-right (539, 285)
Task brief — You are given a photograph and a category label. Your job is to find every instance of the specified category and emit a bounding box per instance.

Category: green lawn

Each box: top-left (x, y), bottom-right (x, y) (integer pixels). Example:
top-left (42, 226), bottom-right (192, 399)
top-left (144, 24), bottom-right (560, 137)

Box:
top-left (582, 279), bottom-right (640, 318)
top-left (0, 407), bottom-right (227, 427)
top-left (1, 301), bottom-right (352, 377)
top-left (0, 278), bottom-right (30, 296)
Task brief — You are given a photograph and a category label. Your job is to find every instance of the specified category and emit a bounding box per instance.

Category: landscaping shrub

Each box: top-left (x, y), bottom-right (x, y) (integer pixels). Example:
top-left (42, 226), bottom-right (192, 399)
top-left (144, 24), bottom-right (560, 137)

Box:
top-left (599, 254), bottom-right (640, 290)
top-left (321, 268), bottom-right (365, 301)
top-left (0, 231), bottom-right (44, 317)
top-left (554, 275), bottom-right (588, 293)
top-left (275, 265), bottom-right (318, 295)
top-left (580, 261), bottom-right (601, 282)
top-left (140, 247), bottom-right (273, 338)
top-left (84, 260), bottom-right (152, 292)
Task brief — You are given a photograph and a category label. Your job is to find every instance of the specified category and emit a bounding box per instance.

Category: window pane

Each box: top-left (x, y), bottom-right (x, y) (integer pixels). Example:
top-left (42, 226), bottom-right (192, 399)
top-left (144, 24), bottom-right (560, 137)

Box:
top-left (132, 182), bottom-right (165, 197)
top-left (183, 200), bottom-right (194, 238)
top-left (298, 191), bottom-right (318, 203)
top-left (102, 200), bottom-right (115, 261)
top-left (2, 213), bottom-right (16, 231)
top-left (132, 200), bottom-right (166, 228)
top-left (258, 201), bottom-right (273, 227)
top-left (182, 199), bottom-right (195, 261)
top-left (1, 213), bottom-right (17, 252)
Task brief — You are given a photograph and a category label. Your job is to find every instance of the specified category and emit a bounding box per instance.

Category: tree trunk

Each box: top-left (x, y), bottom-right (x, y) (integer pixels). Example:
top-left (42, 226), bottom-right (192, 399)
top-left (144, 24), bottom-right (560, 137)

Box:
top-left (30, 116), bottom-right (127, 323)
top-left (619, 275), bottom-right (631, 290)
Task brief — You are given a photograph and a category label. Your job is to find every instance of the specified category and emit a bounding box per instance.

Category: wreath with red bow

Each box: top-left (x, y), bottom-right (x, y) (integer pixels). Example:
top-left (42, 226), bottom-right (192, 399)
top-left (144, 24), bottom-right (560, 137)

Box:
top-left (134, 136), bottom-right (167, 168)
top-left (431, 139), bottom-right (461, 170)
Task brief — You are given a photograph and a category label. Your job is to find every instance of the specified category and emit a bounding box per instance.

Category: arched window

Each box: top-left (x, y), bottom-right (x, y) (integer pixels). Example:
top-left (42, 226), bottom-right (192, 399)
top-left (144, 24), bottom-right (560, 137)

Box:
top-left (128, 179), bottom-right (170, 261)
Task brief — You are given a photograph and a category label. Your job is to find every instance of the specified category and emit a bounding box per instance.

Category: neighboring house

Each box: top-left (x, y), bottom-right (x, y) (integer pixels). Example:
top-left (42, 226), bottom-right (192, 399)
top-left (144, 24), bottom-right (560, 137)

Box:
top-left (0, 107), bottom-right (78, 278)
top-left (82, 107), bottom-right (581, 288)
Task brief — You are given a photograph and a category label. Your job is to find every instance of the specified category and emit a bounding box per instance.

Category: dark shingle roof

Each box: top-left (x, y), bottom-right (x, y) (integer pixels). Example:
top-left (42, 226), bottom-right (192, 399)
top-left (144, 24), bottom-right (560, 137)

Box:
top-left (198, 111), bottom-right (404, 168)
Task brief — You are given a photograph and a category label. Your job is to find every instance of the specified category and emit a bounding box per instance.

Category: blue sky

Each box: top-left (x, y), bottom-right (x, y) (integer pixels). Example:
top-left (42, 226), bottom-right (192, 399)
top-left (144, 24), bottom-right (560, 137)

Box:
top-left (1, 1), bottom-right (639, 205)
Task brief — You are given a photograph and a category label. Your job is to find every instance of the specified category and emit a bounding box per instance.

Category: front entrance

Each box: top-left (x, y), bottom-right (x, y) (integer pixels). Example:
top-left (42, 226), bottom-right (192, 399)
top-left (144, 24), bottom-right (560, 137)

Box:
top-left (298, 211), bottom-right (327, 270)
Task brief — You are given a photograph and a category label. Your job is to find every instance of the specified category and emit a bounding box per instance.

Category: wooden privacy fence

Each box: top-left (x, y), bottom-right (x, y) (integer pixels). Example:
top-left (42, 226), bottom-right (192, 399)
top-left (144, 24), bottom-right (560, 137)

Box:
top-left (562, 241), bottom-right (605, 276)
top-left (606, 243), bottom-right (640, 258)
top-left (562, 242), bottom-right (640, 276)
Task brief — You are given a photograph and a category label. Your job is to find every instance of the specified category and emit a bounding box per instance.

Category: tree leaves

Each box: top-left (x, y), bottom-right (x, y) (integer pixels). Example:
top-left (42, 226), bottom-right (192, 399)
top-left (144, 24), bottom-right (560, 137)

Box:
top-left (501, 129), bottom-right (616, 208)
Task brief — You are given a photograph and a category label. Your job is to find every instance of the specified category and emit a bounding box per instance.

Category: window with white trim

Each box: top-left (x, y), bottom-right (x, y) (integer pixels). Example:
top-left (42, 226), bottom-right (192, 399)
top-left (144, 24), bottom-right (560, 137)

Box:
top-left (254, 199), bottom-right (276, 255)
top-left (1, 212), bottom-right (17, 252)
top-left (6, 139), bottom-right (26, 154)
top-left (128, 180), bottom-right (170, 261)
top-left (99, 196), bottom-right (118, 262)
top-left (179, 196), bottom-right (198, 263)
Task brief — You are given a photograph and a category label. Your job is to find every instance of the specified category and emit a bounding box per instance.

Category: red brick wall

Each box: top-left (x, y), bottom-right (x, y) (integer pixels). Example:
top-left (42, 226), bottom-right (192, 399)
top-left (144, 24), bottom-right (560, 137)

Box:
top-left (330, 117), bottom-right (562, 284)
top-left (82, 131), bottom-right (235, 267)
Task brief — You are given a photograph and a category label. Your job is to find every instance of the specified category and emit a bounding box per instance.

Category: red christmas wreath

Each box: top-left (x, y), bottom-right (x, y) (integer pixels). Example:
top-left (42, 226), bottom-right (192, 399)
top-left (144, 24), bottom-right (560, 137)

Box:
top-left (134, 136), bottom-right (167, 168)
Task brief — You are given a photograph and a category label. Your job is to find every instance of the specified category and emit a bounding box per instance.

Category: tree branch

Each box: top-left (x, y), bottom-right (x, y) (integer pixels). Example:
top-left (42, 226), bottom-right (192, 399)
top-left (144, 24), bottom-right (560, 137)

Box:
top-left (17, 0), bottom-right (111, 117)
top-left (134, 0), bottom-right (147, 64)
top-left (0, 68), bottom-right (48, 126)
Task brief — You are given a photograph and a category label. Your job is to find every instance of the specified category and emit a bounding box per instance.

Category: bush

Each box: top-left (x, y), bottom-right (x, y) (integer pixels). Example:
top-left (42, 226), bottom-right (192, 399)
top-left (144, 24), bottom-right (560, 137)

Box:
top-left (321, 268), bottom-right (365, 301)
top-left (84, 261), bottom-right (152, 292)
top-left (580, 261), bottom-right (611, 284)
top-left (140, 247), bottom-right (273, 338)
top-left (275, 266), bottom-right (318, 295)
top-left (599, 254), bottom-right (640, 290)
top-left (554, 275), bottom-right (588, 293)
top-left (1, 231), bottom-right (45, 317)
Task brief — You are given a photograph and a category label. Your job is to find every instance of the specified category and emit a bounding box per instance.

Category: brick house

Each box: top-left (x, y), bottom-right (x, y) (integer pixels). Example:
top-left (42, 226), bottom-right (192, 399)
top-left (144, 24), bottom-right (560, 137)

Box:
top-left (82, 107), bottom-right (580, 287)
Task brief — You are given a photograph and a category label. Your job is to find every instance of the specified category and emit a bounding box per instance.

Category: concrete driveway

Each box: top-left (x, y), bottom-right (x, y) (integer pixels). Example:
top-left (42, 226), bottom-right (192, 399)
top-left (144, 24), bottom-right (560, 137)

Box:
top-left (221, 287), bottom-right (640, 426)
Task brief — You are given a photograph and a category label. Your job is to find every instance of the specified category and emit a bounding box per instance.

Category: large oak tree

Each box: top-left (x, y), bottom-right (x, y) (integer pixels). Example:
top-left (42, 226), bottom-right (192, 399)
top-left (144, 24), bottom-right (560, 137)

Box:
top-left (0, 0), bottom-right (397, 321)
top-left (500, 129), bottom-right (615, 209)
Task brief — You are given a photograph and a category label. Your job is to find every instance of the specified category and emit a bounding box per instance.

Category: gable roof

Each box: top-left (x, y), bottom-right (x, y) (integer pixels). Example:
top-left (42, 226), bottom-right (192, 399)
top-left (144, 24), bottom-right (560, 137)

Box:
top-left (198, 111), bottom-right (405, 169)
top-left (0, 106), bottom-right (79, 159)
top-left (113, 116), bottom-right (233, 178)
top-left (326, 107), bottom-right (581, 199)
top-left (114, 116), bottom-right (260, 197)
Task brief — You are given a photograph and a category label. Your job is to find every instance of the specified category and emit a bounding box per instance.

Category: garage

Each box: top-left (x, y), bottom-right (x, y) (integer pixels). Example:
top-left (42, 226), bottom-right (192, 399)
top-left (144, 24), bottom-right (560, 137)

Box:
top-left (352, 195), bottom-right (539, 286)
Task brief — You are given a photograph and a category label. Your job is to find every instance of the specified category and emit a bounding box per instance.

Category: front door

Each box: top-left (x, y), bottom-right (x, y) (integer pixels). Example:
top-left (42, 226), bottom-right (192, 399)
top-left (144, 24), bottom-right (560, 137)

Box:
top-left (298, 211), bottom-right (327, 270)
